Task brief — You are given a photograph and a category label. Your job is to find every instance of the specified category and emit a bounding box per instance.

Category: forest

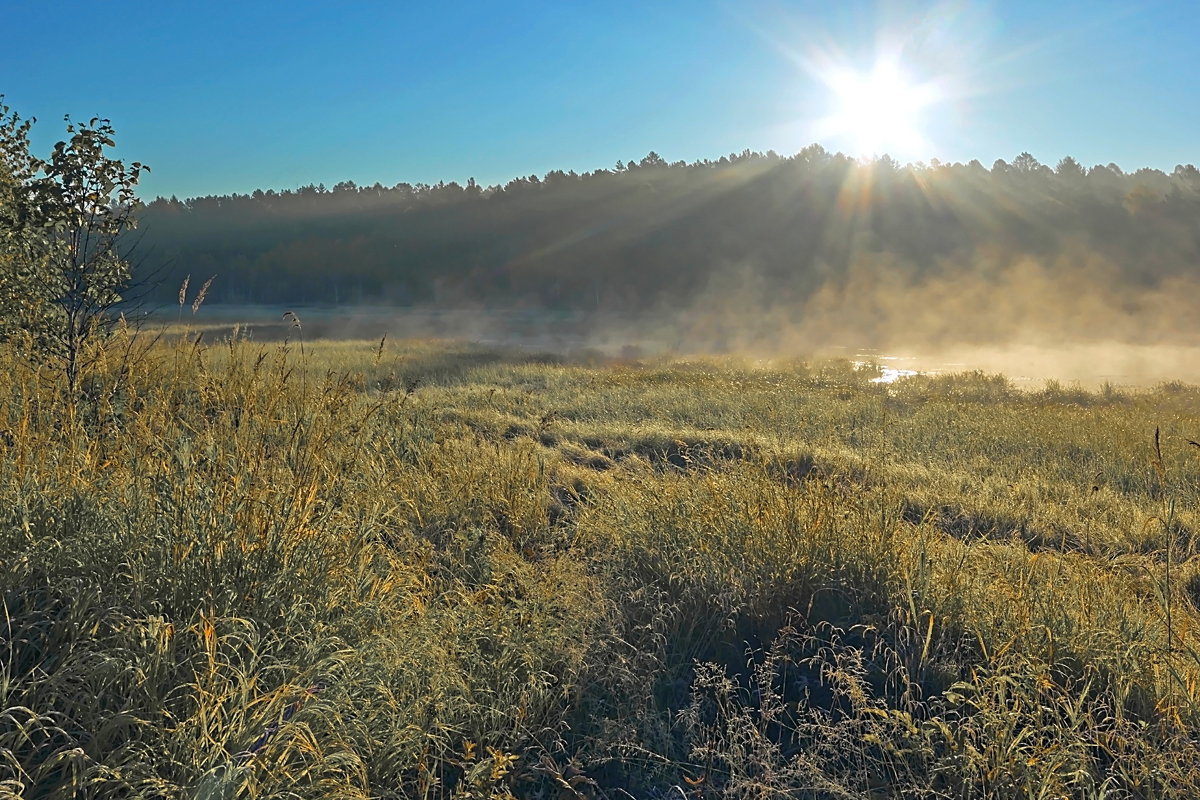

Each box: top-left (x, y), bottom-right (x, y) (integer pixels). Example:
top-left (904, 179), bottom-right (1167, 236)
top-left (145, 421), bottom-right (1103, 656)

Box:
top-left (137, 148), bottom-right (1200, 348)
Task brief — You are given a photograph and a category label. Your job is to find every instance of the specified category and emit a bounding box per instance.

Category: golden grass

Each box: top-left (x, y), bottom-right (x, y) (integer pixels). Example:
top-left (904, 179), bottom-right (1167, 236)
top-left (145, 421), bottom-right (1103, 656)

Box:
top-left (3, 330), bottom-right (1200, 798)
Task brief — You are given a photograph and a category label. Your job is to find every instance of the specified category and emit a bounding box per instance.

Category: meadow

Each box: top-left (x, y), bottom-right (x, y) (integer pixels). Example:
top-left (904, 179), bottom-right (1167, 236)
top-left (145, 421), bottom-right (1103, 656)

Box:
top-left (3, 328), bottom-right (1200, 799)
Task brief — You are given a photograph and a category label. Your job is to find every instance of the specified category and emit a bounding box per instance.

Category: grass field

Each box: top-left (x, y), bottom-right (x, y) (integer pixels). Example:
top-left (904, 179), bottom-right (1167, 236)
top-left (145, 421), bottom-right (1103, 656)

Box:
top-left (4, 328), bottom-right (1200, 798)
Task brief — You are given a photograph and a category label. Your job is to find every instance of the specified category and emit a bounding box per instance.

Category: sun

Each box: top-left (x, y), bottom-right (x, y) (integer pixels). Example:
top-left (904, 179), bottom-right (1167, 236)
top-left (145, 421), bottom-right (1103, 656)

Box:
top-left (819, 60), bottom-right (937, 158)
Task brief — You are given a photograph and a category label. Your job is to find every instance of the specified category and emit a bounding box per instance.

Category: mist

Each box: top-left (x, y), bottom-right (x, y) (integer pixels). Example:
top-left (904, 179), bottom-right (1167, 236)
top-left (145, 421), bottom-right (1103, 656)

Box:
top-left (144, 149), bottom-right (1200, 386)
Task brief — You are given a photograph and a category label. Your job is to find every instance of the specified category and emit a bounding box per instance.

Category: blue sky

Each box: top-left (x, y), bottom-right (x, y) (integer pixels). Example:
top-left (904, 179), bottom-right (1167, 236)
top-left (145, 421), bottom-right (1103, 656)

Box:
top-left (3, 0), bottom-right (1196, 199)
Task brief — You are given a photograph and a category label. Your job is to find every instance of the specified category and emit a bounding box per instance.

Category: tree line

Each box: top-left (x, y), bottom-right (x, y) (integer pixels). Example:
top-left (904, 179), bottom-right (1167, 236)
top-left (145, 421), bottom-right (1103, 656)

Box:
top-left (135, 147), bottom-right (1200, 314)
top-left (5, 90), bottom-right (1199, 332)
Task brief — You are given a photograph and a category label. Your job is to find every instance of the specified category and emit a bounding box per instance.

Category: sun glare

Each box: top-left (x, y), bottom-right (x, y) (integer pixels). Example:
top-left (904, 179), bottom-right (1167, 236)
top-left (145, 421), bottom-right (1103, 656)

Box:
top-left (819, 61), bottom-right (938, 158)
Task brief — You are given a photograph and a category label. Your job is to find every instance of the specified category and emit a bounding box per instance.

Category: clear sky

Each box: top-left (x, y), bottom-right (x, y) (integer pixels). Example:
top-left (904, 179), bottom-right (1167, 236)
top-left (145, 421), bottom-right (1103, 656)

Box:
top-left (3, 0), bottom-right (1196, 200)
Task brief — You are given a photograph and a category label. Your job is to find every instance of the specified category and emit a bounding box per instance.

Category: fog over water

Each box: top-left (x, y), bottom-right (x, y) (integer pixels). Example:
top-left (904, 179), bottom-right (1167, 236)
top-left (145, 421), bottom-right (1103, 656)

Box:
top-left (180, 294), bottom-right (1200, 390)
top-left (138, 149), bottom-right (1200, 393)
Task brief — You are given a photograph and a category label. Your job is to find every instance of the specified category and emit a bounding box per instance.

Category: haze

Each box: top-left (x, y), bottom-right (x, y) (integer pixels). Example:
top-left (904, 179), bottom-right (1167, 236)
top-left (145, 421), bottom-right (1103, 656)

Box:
top-left (5, 0), bottom-right (1199, 384)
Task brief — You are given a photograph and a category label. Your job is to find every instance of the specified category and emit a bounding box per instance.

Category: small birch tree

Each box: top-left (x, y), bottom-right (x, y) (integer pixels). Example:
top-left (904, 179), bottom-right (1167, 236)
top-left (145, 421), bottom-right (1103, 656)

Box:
top-left (0, 98), bottom-right (147, 390)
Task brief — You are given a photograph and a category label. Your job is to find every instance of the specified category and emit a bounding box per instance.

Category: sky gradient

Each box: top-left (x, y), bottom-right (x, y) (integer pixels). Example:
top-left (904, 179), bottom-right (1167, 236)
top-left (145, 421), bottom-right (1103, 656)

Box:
top-left (3, 0), bottom-right (1197, 200)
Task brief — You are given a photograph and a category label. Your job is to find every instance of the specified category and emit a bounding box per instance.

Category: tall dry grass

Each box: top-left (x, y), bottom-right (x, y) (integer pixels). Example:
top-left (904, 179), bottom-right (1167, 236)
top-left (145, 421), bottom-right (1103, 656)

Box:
top-left (3, 331), bottom-right (1200, 797)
